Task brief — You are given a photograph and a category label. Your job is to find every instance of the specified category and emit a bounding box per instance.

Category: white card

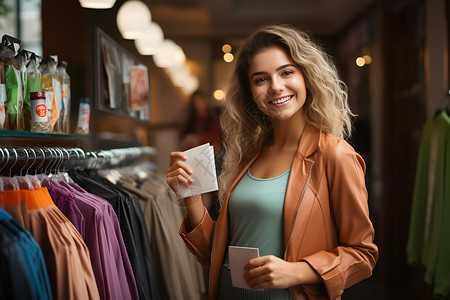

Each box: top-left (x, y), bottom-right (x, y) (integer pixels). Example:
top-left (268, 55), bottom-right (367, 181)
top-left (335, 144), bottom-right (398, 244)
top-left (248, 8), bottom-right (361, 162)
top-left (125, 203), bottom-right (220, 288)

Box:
top-left (176, 143), bottom-right (219, 198)
top-left (228, 246), bottom-right (260, 289)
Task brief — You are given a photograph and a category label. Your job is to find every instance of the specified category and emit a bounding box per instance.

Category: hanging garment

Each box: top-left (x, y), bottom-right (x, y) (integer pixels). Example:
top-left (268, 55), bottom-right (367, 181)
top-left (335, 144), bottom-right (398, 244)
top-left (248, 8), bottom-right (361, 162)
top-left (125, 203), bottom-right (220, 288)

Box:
top-left (0, 210), bottom-right (35, 300)
top-left (44, 177), bottom-right (140, 300)
top-left (115, 169), bottom-right (206, 300)
top-left (0, 207), bottom-right (52, 300)
top-left (407, 111), bottom-right (450, 299)
top-left (0, 187), bottom-right (100, 300)
top-left (68, 169), bottom-right (157, 300)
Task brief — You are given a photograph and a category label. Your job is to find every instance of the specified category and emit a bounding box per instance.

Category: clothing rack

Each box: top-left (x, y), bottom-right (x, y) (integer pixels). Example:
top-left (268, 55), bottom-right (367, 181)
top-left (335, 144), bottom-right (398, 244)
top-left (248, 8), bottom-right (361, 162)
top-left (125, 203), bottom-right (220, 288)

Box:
top-left (0, 146), bottom-right (156, 176)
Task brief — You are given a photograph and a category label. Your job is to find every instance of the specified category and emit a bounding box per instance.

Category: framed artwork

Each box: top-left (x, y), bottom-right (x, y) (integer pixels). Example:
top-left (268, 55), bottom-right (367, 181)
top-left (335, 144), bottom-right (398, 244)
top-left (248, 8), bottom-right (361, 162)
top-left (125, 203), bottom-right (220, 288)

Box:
top-left (94, 27), bottom-right (151, 122)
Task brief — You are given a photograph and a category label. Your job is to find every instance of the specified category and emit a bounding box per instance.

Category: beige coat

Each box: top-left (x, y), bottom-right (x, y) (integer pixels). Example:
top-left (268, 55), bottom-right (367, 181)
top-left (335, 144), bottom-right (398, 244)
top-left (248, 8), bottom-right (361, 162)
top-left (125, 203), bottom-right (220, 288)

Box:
top-left (179, 123), bottom-right (379, 299)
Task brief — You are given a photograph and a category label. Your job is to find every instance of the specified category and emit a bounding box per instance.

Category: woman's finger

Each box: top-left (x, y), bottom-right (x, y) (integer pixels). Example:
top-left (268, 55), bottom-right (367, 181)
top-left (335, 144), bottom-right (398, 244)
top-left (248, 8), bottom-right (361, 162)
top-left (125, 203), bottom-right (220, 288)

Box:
top-left (167, 168), bottom-right (194, 184)
top-left (169, 151), bottom-right (188, 165)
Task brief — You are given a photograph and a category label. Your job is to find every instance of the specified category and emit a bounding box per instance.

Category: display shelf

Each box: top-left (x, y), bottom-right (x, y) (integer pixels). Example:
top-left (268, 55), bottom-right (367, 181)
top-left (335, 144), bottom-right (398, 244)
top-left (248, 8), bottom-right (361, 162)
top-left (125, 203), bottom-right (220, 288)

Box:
top-left (0, 129), bottom-right (91, 140)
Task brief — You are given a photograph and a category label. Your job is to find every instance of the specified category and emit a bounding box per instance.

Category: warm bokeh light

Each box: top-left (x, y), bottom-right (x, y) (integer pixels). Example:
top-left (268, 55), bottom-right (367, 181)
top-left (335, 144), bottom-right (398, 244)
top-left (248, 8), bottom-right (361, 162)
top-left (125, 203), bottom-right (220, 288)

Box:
top-left (223, 52), bottom-right (234, 63)
top-left (363, 55), bottom-right (372, 64)
top-left (356, 57), bottom-right (365, 67)
top-left (214, 90), bottom-right (225, 100)
top-left (222, 44), bottom-right (232, 53)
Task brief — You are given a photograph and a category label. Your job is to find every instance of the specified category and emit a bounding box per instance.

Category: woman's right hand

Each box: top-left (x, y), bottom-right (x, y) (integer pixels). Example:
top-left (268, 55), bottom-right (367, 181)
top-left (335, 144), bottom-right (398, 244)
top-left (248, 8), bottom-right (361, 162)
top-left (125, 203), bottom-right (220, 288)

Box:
top-left (166, 151), bottom-right (194, 193)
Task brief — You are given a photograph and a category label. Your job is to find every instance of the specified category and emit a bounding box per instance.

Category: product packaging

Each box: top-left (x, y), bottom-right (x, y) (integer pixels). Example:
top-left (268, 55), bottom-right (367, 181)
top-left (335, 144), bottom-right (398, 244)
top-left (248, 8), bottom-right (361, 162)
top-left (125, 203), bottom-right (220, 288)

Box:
top-left (39, 55), bottom-right (60, 132)
top-left (16, 49), bottom-right (32, 130)
top-left (30, 91), bottom-right (51, 132)
top-left (1, 34), bottom-right (24, 130)
top-left (0, 58), bottom-right (7, 129)
top-left (27, 53), bottom-right (43, 95)
top-left (74, 97), bottom-right (90, 135)
top-left (57, 61), bottom-right (70, 133)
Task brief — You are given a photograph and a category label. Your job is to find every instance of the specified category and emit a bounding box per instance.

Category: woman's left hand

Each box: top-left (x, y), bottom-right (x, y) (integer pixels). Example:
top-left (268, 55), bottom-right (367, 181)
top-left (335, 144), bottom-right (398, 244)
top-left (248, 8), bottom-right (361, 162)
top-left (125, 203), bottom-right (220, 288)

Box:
top-left (243, 255), bottom-right (321, 289)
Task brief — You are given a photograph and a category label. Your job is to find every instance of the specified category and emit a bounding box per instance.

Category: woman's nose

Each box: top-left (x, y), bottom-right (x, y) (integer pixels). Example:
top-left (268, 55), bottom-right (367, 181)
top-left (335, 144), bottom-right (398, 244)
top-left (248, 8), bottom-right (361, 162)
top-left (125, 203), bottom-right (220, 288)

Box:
top-left (269, 77), bottom-right (284, 93)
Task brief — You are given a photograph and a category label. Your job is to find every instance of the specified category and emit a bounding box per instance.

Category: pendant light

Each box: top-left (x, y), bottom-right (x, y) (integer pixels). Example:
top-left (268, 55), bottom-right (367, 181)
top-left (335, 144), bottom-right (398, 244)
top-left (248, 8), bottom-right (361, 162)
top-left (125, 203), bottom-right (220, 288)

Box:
top-left (135, 22), bottom-right (164, 55)
top-left (79, 0), bottom-right (116, 9)
top-left (116, 0), bottom-right (151, 40)
top-left (153, 39), bottom-right (186, 69)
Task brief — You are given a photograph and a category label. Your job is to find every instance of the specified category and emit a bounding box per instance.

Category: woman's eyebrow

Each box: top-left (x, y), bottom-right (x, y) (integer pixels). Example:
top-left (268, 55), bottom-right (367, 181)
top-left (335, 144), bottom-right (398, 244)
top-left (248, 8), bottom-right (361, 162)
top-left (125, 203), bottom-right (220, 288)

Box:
top-left (250, 64), bottom-right (297, 79)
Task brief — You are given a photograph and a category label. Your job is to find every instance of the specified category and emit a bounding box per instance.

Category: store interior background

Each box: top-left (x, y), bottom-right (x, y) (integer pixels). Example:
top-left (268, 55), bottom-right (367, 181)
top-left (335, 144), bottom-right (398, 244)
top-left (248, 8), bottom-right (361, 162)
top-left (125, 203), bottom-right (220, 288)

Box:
top-left (1, 0), bottom-right (449, 299)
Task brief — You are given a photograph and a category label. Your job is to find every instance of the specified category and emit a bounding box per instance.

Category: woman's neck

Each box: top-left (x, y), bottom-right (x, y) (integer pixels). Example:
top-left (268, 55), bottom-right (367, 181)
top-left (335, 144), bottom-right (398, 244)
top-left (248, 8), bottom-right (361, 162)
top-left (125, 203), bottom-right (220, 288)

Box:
top-left (269, 111), bottom-right (306, 150)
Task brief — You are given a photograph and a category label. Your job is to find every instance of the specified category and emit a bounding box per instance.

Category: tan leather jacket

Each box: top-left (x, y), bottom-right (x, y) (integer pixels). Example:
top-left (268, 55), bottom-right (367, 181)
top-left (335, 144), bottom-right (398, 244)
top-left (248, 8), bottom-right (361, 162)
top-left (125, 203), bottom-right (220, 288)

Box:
top-left (179, 123), bottom-right (378, 299)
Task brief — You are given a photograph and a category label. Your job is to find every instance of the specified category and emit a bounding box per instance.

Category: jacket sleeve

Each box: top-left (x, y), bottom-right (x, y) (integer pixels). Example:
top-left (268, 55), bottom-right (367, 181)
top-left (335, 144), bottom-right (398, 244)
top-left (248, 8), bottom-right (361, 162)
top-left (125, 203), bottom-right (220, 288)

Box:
top-left (302, 139), bottom-right (378, 299)
top-left (179, 206), bottom-right (216, 266)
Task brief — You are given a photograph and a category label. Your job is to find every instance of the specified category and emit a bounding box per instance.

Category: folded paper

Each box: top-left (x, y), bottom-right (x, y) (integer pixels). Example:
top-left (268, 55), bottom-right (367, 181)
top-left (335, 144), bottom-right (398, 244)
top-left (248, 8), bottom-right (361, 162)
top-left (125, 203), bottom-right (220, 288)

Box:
top-left (176, 143), bottom-right (219, 198)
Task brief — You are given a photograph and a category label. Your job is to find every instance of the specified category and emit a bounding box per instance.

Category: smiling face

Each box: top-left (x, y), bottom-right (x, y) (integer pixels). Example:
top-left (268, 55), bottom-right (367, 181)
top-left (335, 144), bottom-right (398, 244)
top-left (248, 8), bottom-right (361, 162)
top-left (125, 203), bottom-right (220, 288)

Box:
top-left (248, 46), bottom-right (307, 122)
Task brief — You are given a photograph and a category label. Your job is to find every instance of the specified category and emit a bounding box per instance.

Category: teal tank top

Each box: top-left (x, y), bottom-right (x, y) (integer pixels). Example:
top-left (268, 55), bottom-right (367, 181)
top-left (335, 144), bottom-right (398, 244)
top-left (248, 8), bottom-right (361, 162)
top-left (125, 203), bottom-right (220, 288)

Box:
top-left (217, 168), bottom-right (294, 299)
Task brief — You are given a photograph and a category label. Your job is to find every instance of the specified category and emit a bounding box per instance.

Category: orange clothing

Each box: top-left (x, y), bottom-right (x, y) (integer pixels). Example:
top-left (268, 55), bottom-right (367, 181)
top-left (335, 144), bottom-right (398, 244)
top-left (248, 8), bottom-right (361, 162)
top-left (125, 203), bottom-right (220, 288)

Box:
top-left (0, 187), bottom-right (100, 300)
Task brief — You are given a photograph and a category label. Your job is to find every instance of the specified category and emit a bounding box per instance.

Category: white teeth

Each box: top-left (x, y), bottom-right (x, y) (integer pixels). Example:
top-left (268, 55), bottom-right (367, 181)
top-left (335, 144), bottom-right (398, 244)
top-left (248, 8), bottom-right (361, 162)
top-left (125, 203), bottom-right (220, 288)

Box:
top-left (270, 96), bottom-right (291, 104)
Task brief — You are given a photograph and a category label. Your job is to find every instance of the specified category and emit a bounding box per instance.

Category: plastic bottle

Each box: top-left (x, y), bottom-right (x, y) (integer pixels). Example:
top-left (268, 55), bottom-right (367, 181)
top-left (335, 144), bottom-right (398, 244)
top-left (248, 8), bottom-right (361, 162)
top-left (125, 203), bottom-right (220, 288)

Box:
top-left (74, 97), bottom-right (90, 135)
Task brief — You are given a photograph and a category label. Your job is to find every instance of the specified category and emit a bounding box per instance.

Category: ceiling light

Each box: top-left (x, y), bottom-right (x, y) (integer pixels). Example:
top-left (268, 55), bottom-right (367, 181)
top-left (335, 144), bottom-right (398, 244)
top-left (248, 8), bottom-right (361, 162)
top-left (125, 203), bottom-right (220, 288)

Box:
top-left (79, 0), bottom-right (116, 9)
top-left (135, 22), bottom-right (164, 55)
top-left (181, 75), bottom-right (199, 95)
top-left (166, 64), bottom-right (191, 87)
top-left (116, 0), bottom-right (151, 40)
top-left (153, 39), bottom-right (186, 68)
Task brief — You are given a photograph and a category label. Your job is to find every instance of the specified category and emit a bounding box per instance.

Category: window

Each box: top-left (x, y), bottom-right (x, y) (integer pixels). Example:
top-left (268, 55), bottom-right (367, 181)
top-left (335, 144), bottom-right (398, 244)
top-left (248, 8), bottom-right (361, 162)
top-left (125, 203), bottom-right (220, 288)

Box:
top-left (0, 0), bottom-right (41, 55)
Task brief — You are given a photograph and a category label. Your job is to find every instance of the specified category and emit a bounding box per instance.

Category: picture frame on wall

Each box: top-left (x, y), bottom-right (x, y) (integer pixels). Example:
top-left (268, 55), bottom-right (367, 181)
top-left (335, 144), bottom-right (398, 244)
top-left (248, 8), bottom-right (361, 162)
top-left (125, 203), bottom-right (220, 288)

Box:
top-left (94, 27), bottom-right (151, 122)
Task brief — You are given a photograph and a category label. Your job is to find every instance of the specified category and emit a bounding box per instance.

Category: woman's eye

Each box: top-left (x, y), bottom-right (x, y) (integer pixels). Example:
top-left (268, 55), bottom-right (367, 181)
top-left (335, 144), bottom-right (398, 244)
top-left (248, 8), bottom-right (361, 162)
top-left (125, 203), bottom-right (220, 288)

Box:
top-left (282, 70), bottom-right (294, 76)
top-left (255, 78), bottom-right (266, 84)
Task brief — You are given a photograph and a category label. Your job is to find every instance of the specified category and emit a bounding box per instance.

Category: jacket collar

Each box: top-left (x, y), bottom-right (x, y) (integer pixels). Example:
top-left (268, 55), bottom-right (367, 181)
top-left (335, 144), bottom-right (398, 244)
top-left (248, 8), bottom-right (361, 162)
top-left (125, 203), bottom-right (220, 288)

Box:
top-left (297, 122), bottom-right (321, 158)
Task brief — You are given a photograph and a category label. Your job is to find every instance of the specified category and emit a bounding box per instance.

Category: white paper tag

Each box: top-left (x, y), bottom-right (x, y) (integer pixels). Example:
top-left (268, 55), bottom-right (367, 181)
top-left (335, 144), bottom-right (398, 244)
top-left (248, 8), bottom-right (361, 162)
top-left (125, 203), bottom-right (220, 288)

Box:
top-left (229, 246), bottom-right (260, 290)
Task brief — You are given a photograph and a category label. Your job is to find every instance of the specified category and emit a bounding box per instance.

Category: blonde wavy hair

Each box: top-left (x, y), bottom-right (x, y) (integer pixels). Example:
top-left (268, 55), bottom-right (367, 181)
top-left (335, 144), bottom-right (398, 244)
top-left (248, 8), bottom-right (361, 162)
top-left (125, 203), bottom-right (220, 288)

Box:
top-left (218, 24), bottom-right (354, 203)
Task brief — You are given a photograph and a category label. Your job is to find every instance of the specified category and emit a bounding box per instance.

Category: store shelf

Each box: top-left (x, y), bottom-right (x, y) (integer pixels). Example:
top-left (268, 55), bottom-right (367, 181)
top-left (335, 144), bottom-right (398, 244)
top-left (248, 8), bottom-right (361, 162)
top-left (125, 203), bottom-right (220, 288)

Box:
top-left (0, 129), bottom-right (91, 140)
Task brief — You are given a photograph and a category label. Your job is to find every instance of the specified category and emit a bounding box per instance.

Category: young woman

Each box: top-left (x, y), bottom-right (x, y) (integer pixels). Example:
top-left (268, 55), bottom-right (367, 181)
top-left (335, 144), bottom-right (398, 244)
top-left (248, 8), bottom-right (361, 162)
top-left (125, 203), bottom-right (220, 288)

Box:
top-left (166, 24), bottom-right (378, 300)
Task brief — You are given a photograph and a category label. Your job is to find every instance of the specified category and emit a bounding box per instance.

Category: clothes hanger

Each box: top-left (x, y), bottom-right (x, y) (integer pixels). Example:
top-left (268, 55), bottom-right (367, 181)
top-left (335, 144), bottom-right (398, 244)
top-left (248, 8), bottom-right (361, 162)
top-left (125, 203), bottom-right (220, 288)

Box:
top-left (53, 148), bottom-right (73, 183)
top-left (2, 148), bottom-right (20, 190)
top-left (59, 148), bottom-right (75, 183)
top-left (44, 148), bottom-right (58, 176)
top-left (32, 147), bottom-right (46, 175)
top-left (24, 147), bottom-right (41, 188)
top-left (15, 147), bottom-right (34, 190)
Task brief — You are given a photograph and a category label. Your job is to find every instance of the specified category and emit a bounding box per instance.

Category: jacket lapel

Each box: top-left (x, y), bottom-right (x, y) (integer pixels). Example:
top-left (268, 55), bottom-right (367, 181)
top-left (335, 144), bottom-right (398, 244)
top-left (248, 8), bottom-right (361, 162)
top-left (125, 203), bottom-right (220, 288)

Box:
top-left (283, 123), bottom-right (321, 255)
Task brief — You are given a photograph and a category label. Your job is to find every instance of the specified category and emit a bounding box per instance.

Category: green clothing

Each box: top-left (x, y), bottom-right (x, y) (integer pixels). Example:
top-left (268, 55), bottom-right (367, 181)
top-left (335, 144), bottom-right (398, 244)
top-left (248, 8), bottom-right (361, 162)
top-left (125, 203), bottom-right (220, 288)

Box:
top-left (407, 111), bottom-right (450, 299)
top-left (218, 168), bottom-right (293, 299)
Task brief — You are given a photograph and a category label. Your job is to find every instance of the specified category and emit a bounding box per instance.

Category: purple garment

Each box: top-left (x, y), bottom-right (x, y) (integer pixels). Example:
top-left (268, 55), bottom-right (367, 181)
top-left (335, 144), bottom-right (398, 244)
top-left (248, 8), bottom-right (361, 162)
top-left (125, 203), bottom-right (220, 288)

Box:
top-left (45, 180), bottom-right (84, 236)
top-left (46, 180), bottom-right (139, 300)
